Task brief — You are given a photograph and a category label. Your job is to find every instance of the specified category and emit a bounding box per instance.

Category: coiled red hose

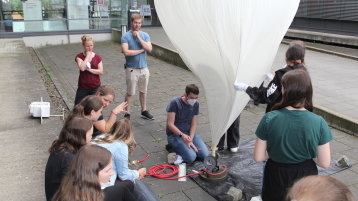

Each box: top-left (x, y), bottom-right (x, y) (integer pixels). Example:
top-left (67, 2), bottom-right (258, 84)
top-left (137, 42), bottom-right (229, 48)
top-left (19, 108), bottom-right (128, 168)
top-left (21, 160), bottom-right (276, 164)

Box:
top-left (146, 164), bottom-right (227, 180)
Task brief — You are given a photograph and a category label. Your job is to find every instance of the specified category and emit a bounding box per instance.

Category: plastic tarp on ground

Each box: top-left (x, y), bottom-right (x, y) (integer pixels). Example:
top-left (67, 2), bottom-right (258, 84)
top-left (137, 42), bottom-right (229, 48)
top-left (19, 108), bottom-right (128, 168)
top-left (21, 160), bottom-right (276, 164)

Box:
top-left (154, 0), bottom-right (300, 147)
top-left (187, 138), bottom-right (350, 201)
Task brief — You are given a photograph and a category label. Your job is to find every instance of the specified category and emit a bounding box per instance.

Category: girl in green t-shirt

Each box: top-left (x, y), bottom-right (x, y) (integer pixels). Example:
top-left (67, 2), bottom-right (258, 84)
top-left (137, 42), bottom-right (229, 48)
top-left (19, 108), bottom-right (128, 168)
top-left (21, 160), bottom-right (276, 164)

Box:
top-left (254, 69), bottom-right (332, 201)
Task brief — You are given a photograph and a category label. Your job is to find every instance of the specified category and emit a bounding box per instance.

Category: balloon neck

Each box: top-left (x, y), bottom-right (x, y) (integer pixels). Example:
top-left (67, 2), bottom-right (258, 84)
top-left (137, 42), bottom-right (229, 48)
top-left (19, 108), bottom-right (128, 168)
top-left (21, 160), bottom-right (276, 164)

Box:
top-left (211, 144), bottom-right (216, 157)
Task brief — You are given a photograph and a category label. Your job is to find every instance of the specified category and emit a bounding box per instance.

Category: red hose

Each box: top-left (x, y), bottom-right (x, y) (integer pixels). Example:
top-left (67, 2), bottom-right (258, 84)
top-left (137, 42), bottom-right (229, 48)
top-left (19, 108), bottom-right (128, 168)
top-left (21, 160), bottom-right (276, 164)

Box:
top-left (146, 164), bottom-right (227, 180)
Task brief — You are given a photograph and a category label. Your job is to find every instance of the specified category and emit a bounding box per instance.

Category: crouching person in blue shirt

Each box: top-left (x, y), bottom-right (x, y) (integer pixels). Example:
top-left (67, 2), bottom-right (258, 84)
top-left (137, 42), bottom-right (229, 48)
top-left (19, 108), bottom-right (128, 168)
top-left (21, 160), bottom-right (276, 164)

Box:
top-left (166, 84), bottom-right (209, 163)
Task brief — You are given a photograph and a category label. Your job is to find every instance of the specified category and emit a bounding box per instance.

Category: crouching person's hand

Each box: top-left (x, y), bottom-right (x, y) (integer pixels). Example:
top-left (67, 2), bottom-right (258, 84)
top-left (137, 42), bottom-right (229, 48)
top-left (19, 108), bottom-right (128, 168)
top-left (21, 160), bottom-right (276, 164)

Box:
top-left (137, 168), bottom-right (147, 180)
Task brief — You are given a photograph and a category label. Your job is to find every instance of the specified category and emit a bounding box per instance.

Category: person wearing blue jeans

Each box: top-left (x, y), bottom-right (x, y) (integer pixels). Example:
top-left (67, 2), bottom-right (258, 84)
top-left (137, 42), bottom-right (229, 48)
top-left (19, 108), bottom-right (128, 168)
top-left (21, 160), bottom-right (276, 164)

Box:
top-left (166, 84), bottom-right (209, 163)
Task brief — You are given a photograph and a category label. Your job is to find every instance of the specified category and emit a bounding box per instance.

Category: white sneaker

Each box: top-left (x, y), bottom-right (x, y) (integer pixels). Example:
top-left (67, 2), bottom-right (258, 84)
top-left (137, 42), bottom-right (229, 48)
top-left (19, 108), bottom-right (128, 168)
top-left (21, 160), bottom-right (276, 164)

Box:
top-left (230, 147), bottom-right (239, 152)
top-left (174, 155), bottom-right (184, 165)
top-left (250, 195), bottom-right (262, 201)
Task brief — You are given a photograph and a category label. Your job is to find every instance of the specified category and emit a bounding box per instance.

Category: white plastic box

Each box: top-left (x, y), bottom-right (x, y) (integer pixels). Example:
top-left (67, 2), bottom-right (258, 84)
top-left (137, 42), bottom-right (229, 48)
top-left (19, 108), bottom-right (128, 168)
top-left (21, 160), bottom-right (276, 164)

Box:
top-left (29, 101), bottom-right (50, 118)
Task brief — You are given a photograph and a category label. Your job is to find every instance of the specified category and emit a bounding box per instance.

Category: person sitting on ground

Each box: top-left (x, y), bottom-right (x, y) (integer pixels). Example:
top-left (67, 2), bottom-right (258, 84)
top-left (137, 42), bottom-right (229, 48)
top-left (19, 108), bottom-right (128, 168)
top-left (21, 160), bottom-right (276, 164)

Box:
top-left (253, 69), bottom-right (332, 201)
top-left (93, 119), bottom-right (160, 201)
top-left (235, 42), bottom-right (306, 113)
top-left (166, 84), bottom-right (209, 163)
top-left (74, 35), bottom-right (104, 105)
top-left (93, 85), bottom-right (128, 138)
top-left (286, 175), bottom-right (353, 201)
top-left (44, 117), bottom-right (93, 201)
top-left (68, 95), bottom-right (103, 122)
top-left (93, 119), bottom-right (146, 184)
top-left (52, 144), bottom-right (137, 201)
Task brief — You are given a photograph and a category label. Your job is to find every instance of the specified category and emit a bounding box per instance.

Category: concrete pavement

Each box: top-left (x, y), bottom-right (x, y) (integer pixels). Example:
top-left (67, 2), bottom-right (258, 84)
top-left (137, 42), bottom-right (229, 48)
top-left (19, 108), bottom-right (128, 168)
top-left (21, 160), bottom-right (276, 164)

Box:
top-left (34, 35), bottom-right (358, 200)
top-left (0, 39), bottom-right (63, 201)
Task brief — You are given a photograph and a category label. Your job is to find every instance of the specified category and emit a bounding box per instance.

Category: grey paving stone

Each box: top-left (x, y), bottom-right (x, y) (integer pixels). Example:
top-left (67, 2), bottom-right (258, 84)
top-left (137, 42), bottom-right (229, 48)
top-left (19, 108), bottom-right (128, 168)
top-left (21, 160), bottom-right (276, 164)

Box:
top-left (139, 136), bottom-right (167, 153)
top-left (146, 178), bottom-right (198, 195)
top-left (330, 140), bottom-right (353, 153)
top-left (130, 144), bottom-right (148, 159)
top-left (349, 164), bottom-right (358, 174)
top-left (160, 191), bottom-right (190, 201)
top-left (341, 149), bottom-right (358, 165)
top-left (336, 135), bottom-right (358, 148)
top-left (331, 169), bottom-right (358, 186)
top-left (332, 129), bottom-right (351, 139)
top-left (134, 125), bottom-right (159, 138)
top-left (0, 115), bottom-right (62, 201)
top-left (183, 187), bottom-right (217, 201)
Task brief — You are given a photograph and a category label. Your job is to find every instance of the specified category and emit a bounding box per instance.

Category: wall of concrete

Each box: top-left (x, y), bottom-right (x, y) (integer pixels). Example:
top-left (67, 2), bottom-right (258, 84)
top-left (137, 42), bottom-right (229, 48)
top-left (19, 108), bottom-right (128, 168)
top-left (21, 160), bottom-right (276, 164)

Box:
top-left (22, 33), bottom-right (112, 47)
top-left (112, 28), bottom-right (122, 43)
top-left (286, 29), bottom-right (358, 47)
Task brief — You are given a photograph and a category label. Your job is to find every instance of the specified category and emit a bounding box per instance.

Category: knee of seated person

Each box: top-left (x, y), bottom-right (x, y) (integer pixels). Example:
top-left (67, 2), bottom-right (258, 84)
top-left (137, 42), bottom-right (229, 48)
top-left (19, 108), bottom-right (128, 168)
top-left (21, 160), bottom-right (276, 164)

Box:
top-left (197, 150), bottom-right (209, 159)
top-left (183, 154), bottom-right (196, 163)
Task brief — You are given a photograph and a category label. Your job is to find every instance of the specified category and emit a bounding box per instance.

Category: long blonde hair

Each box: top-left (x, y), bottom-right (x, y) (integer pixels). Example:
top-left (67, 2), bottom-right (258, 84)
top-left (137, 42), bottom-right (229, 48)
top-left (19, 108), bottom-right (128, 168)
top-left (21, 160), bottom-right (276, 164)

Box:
top-left (94, 119), bottom-right (136, 154)
top-left (286, 175), bottom-right (353, 201)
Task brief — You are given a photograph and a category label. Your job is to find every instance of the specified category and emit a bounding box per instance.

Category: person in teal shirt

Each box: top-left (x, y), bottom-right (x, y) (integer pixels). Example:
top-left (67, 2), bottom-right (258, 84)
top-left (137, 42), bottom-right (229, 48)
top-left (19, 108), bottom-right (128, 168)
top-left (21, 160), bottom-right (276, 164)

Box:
top-left (253, 69), bottom-right (332, 201)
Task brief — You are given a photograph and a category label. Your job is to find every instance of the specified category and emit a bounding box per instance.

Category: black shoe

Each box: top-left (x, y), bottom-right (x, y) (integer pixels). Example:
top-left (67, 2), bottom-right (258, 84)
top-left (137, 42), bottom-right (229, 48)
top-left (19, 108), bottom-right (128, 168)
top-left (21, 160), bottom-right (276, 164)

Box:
top-left (141, 110), bottom-right (154, 120)
top-left (217, 146), bottom-right (225, 151)
top-left (165, 144), bottom-right (174, 153)
top-left (124, 113), bottom-right (130, 120)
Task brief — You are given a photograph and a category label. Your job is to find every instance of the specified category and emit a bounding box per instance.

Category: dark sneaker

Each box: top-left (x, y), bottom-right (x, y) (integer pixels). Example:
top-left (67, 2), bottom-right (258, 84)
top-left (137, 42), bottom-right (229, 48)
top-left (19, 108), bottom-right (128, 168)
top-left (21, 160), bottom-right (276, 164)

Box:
top-left (217, 146), bottom-right (225, 151)
top-left (141, 110), bottom-right (154, 120)
top-left (124, 113), bottom-right (130, 120)
top-left (165, 144), bottom-right (174, 153)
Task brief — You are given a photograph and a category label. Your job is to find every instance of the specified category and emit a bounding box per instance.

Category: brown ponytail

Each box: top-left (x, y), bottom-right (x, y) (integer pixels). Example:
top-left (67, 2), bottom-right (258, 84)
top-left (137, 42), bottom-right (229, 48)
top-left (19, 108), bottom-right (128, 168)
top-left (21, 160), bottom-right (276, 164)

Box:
top-left (68, 95), bottom-right (103, 119)
top-left (72, 104), bottom-right (85, 117)
top-left (272, 69), bottom-right (313, 112)
top-left (286, 44), bottom-right (305, 66)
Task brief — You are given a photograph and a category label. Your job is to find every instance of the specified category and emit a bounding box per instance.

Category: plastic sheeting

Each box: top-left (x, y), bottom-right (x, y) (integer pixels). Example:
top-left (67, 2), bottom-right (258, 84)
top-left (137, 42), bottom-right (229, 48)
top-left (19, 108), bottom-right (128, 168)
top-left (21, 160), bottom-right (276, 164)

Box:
top-left (154, 0), bottom-right (300, 146)
top-left (187, 138), bottom-right (350, 201)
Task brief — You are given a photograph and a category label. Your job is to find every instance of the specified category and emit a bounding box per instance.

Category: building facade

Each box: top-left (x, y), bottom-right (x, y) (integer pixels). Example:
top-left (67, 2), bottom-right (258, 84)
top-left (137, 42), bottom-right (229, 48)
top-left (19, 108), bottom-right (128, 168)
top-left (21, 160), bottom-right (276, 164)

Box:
top-left (291, 0), bottom-right (358, 36)
top-left (0, 0), bottom-right (159, 38)
top-left (1, 0), bottom-right (357, 39)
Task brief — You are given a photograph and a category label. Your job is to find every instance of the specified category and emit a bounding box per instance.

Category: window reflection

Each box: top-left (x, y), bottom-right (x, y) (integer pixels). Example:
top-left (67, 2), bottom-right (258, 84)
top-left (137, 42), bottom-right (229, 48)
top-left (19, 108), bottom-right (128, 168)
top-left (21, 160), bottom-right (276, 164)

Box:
top-left (0, 0), bottom-right (160, 34)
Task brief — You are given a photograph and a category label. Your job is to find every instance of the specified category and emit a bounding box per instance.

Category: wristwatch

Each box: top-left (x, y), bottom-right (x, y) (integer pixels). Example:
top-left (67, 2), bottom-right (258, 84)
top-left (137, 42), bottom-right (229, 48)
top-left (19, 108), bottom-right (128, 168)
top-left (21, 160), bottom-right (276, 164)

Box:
top-left (178, 131), bottom-right (183, 138)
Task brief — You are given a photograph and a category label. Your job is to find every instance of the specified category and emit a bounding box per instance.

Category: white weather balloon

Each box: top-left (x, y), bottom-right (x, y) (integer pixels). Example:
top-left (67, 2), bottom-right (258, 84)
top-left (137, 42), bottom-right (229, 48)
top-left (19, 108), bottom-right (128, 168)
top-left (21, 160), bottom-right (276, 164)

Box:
top-left (154, 0), bottom-right (300, 147)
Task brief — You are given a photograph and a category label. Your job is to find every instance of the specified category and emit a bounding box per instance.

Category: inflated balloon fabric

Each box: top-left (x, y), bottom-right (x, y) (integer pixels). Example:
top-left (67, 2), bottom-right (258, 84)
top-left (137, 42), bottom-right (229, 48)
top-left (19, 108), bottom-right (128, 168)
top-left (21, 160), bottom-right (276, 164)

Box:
top-left (154, 0), bottom-right (300, 146)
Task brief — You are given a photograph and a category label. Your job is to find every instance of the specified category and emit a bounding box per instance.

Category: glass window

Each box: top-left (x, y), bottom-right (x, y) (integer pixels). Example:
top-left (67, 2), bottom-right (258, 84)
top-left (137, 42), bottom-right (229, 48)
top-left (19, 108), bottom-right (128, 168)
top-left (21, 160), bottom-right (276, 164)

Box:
top-left (67, 0), bottom-right (89, 30)
top-left (43, 0), bottom-right (67, 31)
top-left (0, 0), bottom-right (130, 33)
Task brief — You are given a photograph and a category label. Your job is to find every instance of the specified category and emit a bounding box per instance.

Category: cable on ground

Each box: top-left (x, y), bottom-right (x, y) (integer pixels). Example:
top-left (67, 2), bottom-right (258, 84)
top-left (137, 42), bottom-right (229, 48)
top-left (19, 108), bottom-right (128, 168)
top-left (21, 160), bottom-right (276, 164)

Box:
top-left (146, 164), bottom-right (227, 180)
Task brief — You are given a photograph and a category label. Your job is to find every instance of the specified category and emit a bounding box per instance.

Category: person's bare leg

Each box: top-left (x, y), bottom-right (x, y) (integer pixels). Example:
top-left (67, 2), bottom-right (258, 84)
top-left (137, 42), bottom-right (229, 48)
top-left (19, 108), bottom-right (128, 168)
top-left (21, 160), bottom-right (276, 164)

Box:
top-left (125, 93), bottom-right (133, 114)
top-left (139, 92), bottom-right (147, 112)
